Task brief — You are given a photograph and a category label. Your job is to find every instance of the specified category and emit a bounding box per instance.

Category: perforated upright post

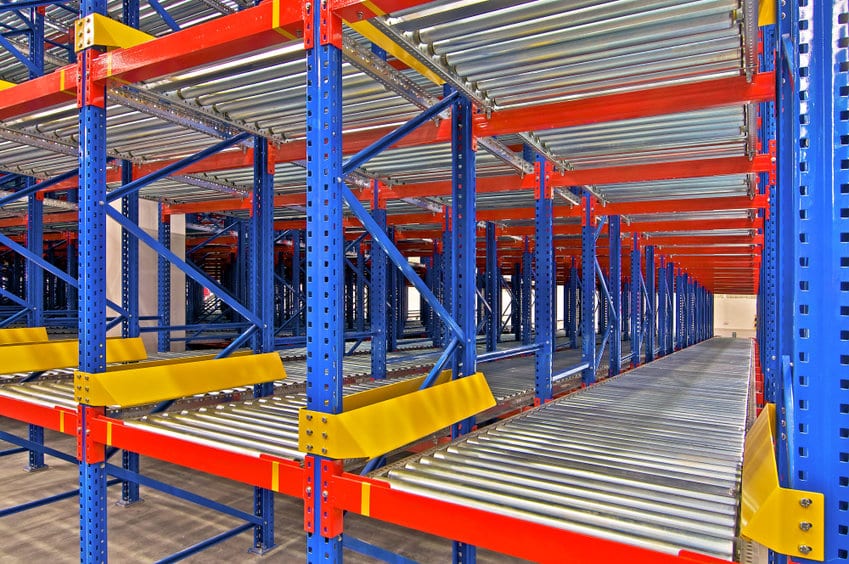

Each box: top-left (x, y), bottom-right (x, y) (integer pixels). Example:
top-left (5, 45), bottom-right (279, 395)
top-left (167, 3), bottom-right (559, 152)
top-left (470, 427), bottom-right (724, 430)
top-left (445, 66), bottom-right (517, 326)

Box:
top-left (304, 4), bottom-right (345, 560)
top-left (775, 2), bottom-right (849, 561)
top-left (485, 222), bottom-right (498, 352)
top-left (568, 258), bottom-right (578, 349)
top-left (450, 90), bottom-right (477, 564)
top-left (532, 155), bottom-right (553, 402)
top-left (581, 195), bottom-right (596, 384)
top-left (630, 234), bottom-right (641, 367)
top-left (657, 255), bottom-right (667, 358)
top-left (119, 159), bottom-right (140, 505)
top-left (250, 135), bottom-right (275, 552)
top-left (157, 204), bottom-right (171, 353)
top-left (77, 1), bottom-right (109, 560)
top-left (645, 245), bottom-right (655, 361)
top-left (520, 239), bottom-right (532, 346)
top-left (609, 216), bottom-right (622, 375)
top-left (370, 189), bottom-right (388, 379)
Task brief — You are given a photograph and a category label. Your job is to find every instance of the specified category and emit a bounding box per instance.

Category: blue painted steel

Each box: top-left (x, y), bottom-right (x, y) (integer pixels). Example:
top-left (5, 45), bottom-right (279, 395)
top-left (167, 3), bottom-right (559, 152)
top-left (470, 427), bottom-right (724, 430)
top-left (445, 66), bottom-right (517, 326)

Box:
top-left (77, 1), bottom-right (108, 556)
top-left (533, 156), bottom-right (553, 401)
top-left (568, 259), bottom-right (578, 349)
top-left (0, 479), bottom-right (122, 518)
top-left (580, 196), bottom-right (595, 384)
top-left (292, 230), bottom-right (302, 336)
top-left (342, 92), bottom-right (457, 175)
top-left (305, 6), bottom-right (344, 559)
top-left (511, 264), bottom-right (520, 341)
top-left (520, 243), bottom-right (532, 346)
top-left (485, 222), bottom-right (498, 352)
top-left (356, 242), bottom-right (366, 333)
top-left (249, 135), bottom-right (275, 552)
top-left (0, 1), bottom-right (73, 11)
top-left (147, 0), bottom-right (180, 31)
top-left (449, 90), bottom-right (477, 564)
top-left (122, 0), bottom-right (139, 27)
top-left (608, 216), bottom-right (622, 375)
top-left (666, 262), bottom-right (674, 354)
top-left (341, 189), bottom-right (461, 341)
top-left (645, 245), bottom-right (655, 361)
top-left (370, 205), bottom-right (387, 380)
top-left (106, 464), bottom-right (262, 524)
top-left (0, 447), bottom-right (26, 457)
top-left (477, 343), bottom-right (541, 363)
top-left (0, 168), bottom-right (79, 208)
top-left (107, 134), bottom-right (250, 204)
top-left (630, 234), bottom-right (641, 367)
top-left (157, 205), bottom-right (171, 353)
top-left (657, 256), bottom-right (667, 357)
top-left (774, 3), bottom-right (849, 561)
top-left (343, 536), bottom-right (418, 564)
top-left (156, 524), bottom-right (253, 564)
top-left (105, 206), bottom-right (262, 328)
top-left (120, 161), bottom-right (139, 341)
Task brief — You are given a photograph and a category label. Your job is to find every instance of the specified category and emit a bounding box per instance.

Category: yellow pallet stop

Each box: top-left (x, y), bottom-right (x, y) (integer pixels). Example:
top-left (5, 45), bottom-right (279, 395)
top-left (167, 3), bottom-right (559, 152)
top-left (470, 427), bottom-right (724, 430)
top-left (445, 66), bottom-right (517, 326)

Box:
top-left (74, 12), bottom-right (154, 52)
top-left (740, 403), bottom-right (824, 561)
top-left (75, 352), bottom-right (285, 408)
top-left (0, 337), bottom-right (147, 374)
top-left (0, 327), bottom-right (49, 345)
top-left (299, 372), bottom-right (496, 460)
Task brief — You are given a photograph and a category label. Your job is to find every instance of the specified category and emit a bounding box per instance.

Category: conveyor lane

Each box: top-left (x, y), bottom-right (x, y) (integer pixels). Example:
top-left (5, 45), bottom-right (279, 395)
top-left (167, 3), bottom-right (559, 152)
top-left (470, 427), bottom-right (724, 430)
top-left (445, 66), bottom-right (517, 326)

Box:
top-left (377, 338), bottom-right (752, 561)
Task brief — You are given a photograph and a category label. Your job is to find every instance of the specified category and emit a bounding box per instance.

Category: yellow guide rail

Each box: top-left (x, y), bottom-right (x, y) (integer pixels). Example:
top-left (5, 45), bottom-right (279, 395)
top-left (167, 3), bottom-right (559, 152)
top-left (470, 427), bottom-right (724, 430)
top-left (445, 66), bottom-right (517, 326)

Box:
top-left (0, 337), bottom-right (147, 375)
top-left (299, 372), bottom-right (495, 459)
top-left (75, 352), bottom-right (286, 407)
top-left (0, 327), bottom-right (49, 345)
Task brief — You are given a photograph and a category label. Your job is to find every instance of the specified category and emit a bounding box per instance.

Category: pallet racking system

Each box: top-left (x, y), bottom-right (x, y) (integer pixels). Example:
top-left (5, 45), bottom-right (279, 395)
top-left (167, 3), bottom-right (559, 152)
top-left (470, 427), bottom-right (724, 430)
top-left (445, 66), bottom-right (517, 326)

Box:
top-left (0, 0), bottom-right (843, 562)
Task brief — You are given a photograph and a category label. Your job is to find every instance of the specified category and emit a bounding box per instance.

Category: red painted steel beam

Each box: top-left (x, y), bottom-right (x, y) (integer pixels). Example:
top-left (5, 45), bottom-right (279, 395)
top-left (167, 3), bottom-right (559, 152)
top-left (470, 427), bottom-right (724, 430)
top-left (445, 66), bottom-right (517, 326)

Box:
top-left (476, 73), bottom-right (775, 137)
top-left (87, 414), bottom-right (303, 497)
top-left (331, 474), bottom-right (730, 564)
top-left (0, 395), bottom-right (76, 433)
top-left (331, 0), bottom-right (436, 20)
top-left (0, 211), bottom-right (78, 228)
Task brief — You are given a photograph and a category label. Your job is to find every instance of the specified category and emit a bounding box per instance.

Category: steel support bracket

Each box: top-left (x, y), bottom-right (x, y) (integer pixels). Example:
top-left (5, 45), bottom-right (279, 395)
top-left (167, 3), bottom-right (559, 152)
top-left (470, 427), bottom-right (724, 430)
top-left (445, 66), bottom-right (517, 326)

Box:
top-left (74, 13), bottom-right (154, 52)
top-left (741, 404), bottom-right (824, 561)
top-left (303, 456), bottom-right (344, 537)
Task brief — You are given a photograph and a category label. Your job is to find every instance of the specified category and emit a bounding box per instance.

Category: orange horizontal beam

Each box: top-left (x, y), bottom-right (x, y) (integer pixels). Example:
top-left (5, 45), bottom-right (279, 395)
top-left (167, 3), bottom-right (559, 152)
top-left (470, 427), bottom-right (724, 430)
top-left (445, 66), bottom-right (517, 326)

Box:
top-left (477, 73), bottom-right (775, 137)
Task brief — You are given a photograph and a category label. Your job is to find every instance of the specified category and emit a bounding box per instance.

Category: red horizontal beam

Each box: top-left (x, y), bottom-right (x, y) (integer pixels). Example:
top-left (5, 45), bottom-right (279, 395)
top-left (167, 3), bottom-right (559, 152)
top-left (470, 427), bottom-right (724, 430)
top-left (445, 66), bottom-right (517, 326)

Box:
top-left (88, 414), bottom-right (303, 497)
top-left (332, 474), bottom-right (728, 564)
top-left (477, 73), bottom-right (775, 137)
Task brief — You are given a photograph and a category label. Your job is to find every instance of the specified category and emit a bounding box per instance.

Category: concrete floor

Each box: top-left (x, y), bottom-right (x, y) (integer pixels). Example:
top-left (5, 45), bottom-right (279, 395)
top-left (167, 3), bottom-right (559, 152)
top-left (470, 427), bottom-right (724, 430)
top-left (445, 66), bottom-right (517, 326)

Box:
top-left (0, 418), bottom-right (526, 563)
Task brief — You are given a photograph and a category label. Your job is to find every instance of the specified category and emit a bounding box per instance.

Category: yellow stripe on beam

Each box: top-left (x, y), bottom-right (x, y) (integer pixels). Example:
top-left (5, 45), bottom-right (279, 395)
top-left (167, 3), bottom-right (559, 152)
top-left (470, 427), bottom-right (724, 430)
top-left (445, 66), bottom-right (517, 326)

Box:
top-left (740, 404), bottom-right (824, 560)
top-left (74, 352), bottom-right (285, 407)
top-left (299, 372), bottom-right (495, 459)
top-left (271, 461), bottom-right (280, 492)
top-left (345, 19), bottom-right (445, 85)
top-left (0, 327), bottom-right (48, 345)
top-left (361, 482), bottom-right (371, 517)
top-left (0, 337), bottom-right (147, 375)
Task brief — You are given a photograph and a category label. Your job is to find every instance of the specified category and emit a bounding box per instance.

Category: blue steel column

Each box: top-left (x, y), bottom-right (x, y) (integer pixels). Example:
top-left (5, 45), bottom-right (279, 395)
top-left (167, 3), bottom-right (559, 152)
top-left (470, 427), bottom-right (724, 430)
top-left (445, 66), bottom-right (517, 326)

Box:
top-left (119, 160), bottom-right (140, 505)
top-left (77, 0), bottom-right (108, 559)
top-left (292, 230), bottom-right (302, 336)
top-left (520, 239), bottom-right (532, 346)
top-left (431, 242), bottom-right (443, 347)
top-left (250, 135), bottom-right (275, 552)
top-left (645, 245), bottom-right (656, 361)
top-left (485, 222), bottom-right (498, 352)
top-left (370, 200), bottom-right (388, 379)
top-left (675, 268), bottom-right (684, 350)
top-left (24, 4), bottom-right (46, 473)
top-left (580, 195), bottom-right (596, 384)
top-left (355, 242), bottom-right (365, 333)
top-left (608, 216), bottom-right (622, 376)
top-left (533, 156), bottom-right (553, 402)
top-left (657, 255), bottom-right (667, 358)
top-left (304, 3), bottom-right (344, 560)
top-left (157, 205), bottom-right (171, 352)
top-left (777, 2), bottom-right (849, 562)
top-left (630, 234), bottom-right (641, 367)
top-left (511, 263), bottom-right (520, 341)
top-left (568, 258), bottom-right (578, 349)
top-left (450, 91), bottom-right (477, 564)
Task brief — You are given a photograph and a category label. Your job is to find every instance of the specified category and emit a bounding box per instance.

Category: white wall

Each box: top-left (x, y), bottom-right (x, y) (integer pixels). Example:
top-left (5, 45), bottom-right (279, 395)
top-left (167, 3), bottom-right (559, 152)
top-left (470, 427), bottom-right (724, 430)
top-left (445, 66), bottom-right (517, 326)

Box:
top-left (106, 199), bottom-right (186, 352)
top-left (713, 294), bottom-right (757, 338)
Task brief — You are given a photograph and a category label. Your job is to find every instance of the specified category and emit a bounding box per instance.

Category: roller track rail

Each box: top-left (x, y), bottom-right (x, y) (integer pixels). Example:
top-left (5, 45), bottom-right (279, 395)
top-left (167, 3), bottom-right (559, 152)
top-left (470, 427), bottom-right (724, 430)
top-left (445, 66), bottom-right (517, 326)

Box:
top-left (377, 338), bottom-right (752, 560)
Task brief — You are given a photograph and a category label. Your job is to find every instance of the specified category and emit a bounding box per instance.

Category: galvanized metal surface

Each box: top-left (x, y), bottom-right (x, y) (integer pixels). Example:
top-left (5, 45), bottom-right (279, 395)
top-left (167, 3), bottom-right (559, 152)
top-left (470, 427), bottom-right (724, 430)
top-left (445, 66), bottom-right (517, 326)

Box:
top-left (379, 338), bottom-right (752, 560)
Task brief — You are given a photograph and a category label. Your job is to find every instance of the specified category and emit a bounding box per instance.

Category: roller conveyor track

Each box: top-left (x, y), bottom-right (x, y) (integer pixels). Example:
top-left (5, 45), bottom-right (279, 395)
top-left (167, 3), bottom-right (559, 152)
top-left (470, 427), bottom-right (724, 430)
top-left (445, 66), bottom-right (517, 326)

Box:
top-left (377, 338), bottom-right (752, 561)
